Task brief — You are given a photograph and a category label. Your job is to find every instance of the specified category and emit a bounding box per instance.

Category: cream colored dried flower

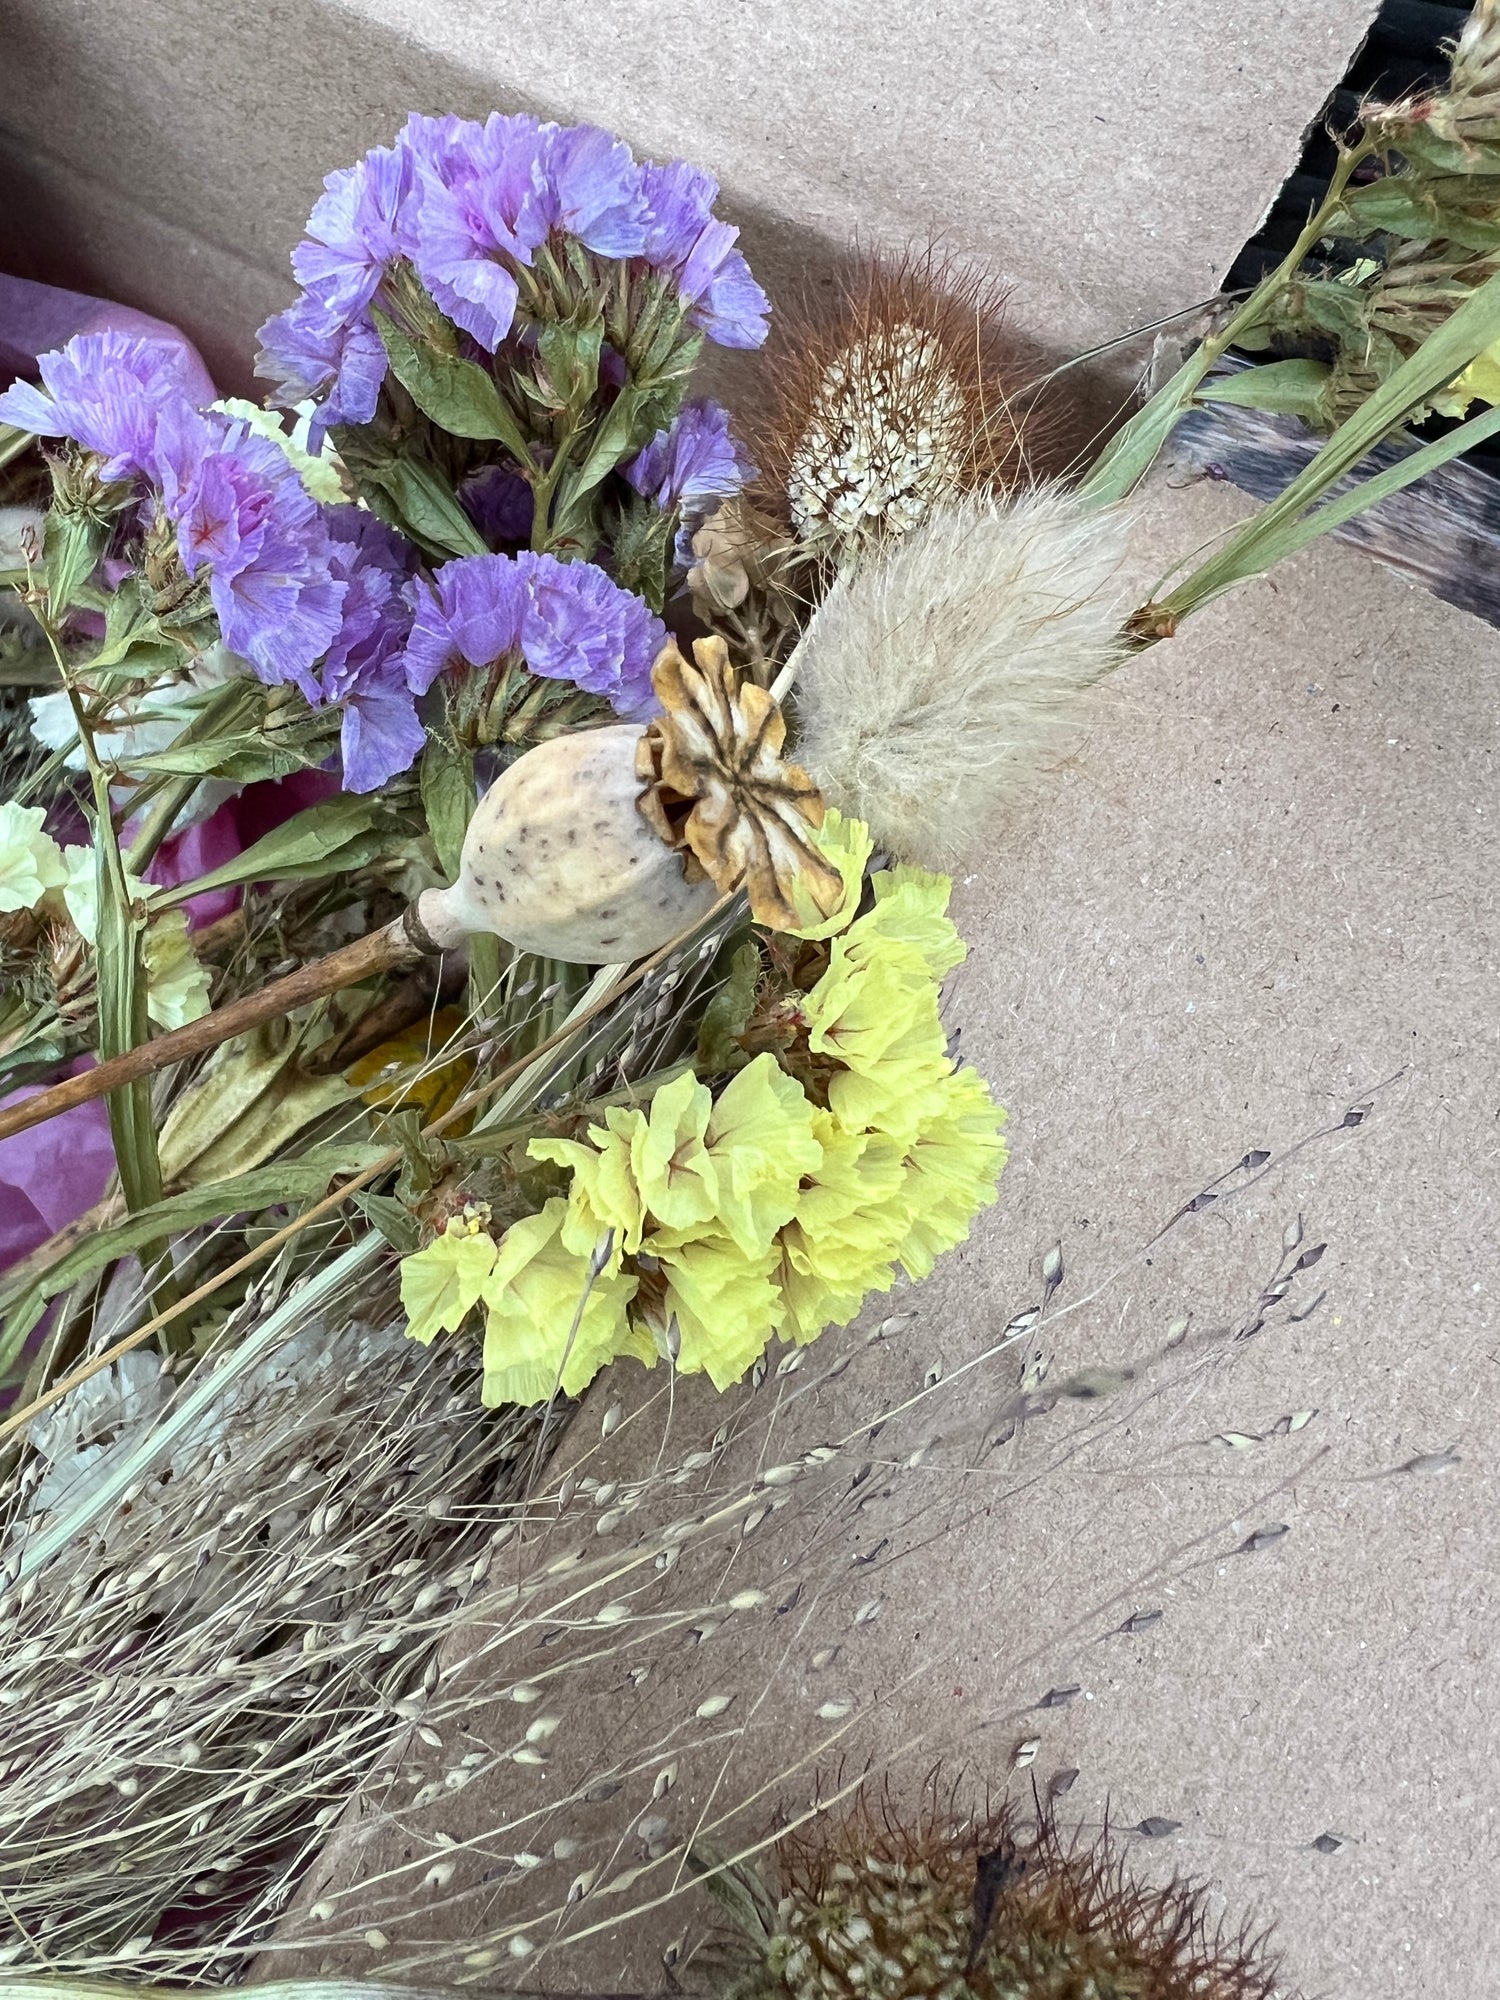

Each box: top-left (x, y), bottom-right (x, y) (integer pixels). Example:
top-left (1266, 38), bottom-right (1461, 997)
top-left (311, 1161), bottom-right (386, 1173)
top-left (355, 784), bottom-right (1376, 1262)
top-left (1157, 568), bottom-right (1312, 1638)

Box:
top-left (792, 486), bottom-right (1135, 868)
top-left (637, 636), bottom-right (843, 932)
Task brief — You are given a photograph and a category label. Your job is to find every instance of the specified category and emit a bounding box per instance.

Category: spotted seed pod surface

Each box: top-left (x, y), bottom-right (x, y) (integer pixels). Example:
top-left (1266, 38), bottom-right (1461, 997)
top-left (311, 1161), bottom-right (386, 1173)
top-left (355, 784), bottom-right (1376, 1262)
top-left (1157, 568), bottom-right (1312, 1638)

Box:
top-left (419, 724), bottom-right (719, 964)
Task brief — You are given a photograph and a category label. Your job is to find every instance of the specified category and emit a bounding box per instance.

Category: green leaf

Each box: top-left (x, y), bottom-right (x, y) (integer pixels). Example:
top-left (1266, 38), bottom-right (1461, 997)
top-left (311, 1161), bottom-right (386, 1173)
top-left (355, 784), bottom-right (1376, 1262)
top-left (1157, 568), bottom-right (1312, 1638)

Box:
top-left (1382, 127), bottom-right (1500, 179)
top-left (0, 1148), bottom-right (380, 1372)
top-left (697, 938), bottom-right (760, 1073)
top-left (607, 494), bottom-right (675, 614)
top-left (352, 1190), bottom-right (422, 1254)
top-left (125, 726), bottom-right (336, 783)
top-left (1079, 348), bottom-right (1213, 504)
top-left (44, 509), bottom-right (110, 615)
top-left (549, 386), bottom-right (675, 546)
top-left (91, 810), bottom-right (164, 1224)
top-left (1293, 277), bottom-right (1374, 346)
top-left (373, 307), bottom-right (535, 461)
top-left (1339, 177), bottom-right (1500, 252)
top-left (537, 317), bottom-right (605, 422)
top-left (1159, 263), bottom-right (1500, 616)
top-left (420, 736), bottom-right (474, 880)
top-left (1196, 358), bottom-right (1332, 419)
top-left (153, 794), bottom-right (397, 907)
top-left (364, 455), bottom-right (489, 560)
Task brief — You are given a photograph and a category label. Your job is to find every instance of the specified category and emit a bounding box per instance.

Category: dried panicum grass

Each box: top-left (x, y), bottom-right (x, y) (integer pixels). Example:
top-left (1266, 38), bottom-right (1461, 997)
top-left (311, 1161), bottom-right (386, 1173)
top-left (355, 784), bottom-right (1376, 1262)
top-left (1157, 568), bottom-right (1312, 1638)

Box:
top-left (791, 486), bottom-right (1136, 868)
top-left (244, 1112), bottom-right (1349, 1993)
top-left (0, 1271), bottom-right (561, 1983)
top-left (752, 249), bottom-right (1051, 566)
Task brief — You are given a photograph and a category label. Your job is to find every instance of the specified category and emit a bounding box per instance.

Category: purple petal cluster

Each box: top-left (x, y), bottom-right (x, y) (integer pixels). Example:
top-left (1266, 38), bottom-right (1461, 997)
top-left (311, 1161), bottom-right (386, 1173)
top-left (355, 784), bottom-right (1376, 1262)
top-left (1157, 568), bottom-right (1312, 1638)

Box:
top-left (637, 162), bottom-right (769, 350)
top-left (319, 507), bottom-right (426, 792)
top-left (0, 330), bottom-right (432, 793)
top-left (405, 549), bottom-right (666, 717)
top-left (256, 117), bottom-right (768, 424)
top-left (626, 397), bottom-right (755, 512)
top-left (151, 403), bottom-right (345, 697)
top-left (0, 330), bottom-right (215, 482)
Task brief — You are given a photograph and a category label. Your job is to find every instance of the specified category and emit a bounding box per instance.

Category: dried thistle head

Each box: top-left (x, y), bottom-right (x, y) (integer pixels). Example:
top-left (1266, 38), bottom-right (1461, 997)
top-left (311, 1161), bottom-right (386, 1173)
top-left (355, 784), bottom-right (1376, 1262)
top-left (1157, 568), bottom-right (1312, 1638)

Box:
top-left (636, 636), bottom-right (843, 931)
top-left (791, 486), bottom-right (1134, 869)
top-left (754, 250), bottom-right (1044, 570)
top-left (715, 1787), bottom-right (1285, 2000)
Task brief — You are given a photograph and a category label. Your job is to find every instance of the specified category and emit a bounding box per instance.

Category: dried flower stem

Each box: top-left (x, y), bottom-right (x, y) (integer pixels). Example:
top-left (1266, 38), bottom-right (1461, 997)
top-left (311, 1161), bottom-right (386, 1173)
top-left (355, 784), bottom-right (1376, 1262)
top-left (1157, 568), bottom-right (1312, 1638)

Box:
top-left (0, 916), bottom-right (430, 1144)
top-left (0, 896), bottom-right (733, 1448)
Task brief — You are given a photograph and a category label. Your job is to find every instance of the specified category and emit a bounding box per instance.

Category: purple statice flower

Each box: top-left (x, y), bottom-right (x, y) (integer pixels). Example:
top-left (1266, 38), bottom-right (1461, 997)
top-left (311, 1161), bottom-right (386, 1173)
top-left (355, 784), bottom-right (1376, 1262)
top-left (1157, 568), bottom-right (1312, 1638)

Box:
top-left (534, 124), bottom-right (648, 258)
top-left (639, 161), bottom-right (769, 350)
top-left (161, 412), bottom-right (346, 699)
top-left (318, 504), bottom-right (426, 791)
top-left (459, 461), bottom-right (535, 546)
top-left (255, 295), bottom-right (388, 430)
top-left (626, 398), bottom-right (755, 512)
top-left (514, 551), bottom-right (665, 713)
top-left (291, 143), bottom-right (416, 321)
top-left (407, 113), bottom-right (549, 352)
top-left (0, 330), bottom-right (210, 480)
top-left (403, 551), bottom-right (527, 695)
top-left (403, 550), bottom-right (665, 716)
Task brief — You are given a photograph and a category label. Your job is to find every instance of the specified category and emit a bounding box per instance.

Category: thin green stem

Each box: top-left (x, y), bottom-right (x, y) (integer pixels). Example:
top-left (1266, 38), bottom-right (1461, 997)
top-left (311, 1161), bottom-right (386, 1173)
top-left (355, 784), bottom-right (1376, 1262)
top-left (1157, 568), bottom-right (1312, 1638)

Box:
top-left (1081, 139), bottom-right (1376, 504)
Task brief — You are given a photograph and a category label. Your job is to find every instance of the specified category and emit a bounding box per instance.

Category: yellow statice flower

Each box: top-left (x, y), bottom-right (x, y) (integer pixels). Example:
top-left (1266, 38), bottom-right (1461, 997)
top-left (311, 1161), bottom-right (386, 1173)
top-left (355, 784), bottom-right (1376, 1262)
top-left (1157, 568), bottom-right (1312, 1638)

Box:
top-left (786, 808), bottom-right (875, 940)
top-left (140, 910), bottom-right (212, 1029)
top-left (479, 1198), bottom-right (647, 1406)
top-left (625, 1067), bottom-right (720, 1231)
top-left (701, 1054), bottom-right (822, 1254)
top-left (531, 1108), bottom-right (648, 1266)
top-left (0, 801), bottom-right (66, 914)
top-left (852, 866), bottom-right (966, 979)
top-left (529, 1071), bottom-right (714, 1265)
top-left (642, 1228), bottom-right (786, 1390)
top-left (400, 1216), bottom-right (499, 1347)
top-left (825, 1008), bottom-right (955, 1144)
top-left (774, 1111), bottom-right (907, 1344)
top-left (875, 1064), bottom-right (1009, 1282)
top-left (533, 1053), bottom-right (821, 1266)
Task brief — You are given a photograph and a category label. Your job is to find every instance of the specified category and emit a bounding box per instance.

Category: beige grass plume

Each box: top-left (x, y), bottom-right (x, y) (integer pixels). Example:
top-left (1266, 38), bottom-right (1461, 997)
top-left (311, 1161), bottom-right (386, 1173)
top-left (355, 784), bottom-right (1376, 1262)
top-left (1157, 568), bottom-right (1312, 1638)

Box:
top-left (791, 485), bottom-right (1136, 868)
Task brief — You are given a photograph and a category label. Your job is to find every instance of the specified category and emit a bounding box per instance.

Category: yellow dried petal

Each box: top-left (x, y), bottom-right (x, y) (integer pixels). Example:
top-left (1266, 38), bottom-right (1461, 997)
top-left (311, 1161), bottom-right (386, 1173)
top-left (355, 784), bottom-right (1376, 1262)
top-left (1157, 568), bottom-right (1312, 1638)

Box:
top-left (400, 1222), bottom-right (499, 1347)
top-left (480, 1199), bottom-right (643, 1406)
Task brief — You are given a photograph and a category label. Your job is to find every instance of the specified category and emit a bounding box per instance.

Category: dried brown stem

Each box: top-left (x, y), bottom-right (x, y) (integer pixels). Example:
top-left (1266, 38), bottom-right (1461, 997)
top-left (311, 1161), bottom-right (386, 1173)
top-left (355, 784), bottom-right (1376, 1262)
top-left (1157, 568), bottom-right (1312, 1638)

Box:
top-left (0, 916), bottom-right (428, 1144)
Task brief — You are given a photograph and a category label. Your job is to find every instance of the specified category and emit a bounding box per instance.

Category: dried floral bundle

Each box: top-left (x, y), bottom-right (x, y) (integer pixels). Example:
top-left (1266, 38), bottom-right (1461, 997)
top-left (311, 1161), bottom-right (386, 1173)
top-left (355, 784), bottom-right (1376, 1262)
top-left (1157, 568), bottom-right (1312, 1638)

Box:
top-left (4, 3), bottom-right (1500, 1977)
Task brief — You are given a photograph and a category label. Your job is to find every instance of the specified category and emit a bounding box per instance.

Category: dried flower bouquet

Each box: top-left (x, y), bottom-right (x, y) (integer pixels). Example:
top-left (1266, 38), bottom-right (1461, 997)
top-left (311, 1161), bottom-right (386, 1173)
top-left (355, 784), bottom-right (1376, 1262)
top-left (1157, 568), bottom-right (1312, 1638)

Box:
top-left (3, 12), bottom-right (1500, 1977)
